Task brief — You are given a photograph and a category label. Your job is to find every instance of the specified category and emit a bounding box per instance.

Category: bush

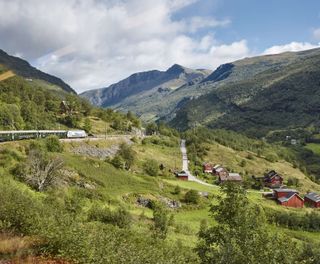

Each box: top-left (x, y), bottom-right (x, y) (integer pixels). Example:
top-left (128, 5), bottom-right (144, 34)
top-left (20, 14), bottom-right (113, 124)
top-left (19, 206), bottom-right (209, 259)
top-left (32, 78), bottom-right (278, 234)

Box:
top-left (88, 205), bottom-right (131, 228)
top-left (111, 155), bottom-right (125, 169)
top-left (173, 185), bottom-right (181, 195)
top-left (184, 189), bottom-right (200, 204)
top-left (152, 203), bottom-right (169, 239)
top-left (45, 135), bottom-right (64, 152)
top-left (143, 159), bottom-right (159, 176)
top-left (118, 143), bottom-right (135, 169)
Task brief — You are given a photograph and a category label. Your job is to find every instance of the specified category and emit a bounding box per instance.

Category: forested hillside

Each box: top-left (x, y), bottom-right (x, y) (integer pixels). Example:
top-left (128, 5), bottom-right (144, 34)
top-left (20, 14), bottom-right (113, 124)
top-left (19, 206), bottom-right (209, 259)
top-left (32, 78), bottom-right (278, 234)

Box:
top-left (171, 48), bottom-right (320, 137)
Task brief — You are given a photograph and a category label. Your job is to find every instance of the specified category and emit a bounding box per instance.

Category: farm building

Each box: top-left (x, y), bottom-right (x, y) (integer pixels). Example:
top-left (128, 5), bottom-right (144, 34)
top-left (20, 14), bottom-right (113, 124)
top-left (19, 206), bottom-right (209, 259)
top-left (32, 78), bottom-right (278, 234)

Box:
top-left (203, 163), bottom-right (213, 173)
top-left (304, 192), bottom-right (320, 208)
top-left (175, 171), bottom-right (188, 181)
top-left (273, 189), bottom-right (304, 208)
top-left (264, 170), bottom-right (283, 188)
top-left (218, 173), bottom-right (242, 184)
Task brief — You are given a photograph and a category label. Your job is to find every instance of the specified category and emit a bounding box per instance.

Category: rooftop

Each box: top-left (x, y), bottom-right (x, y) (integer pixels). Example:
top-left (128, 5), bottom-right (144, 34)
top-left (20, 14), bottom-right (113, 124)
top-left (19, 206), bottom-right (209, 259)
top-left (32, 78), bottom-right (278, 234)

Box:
top-left (305, 192), bottom-right (320, 202)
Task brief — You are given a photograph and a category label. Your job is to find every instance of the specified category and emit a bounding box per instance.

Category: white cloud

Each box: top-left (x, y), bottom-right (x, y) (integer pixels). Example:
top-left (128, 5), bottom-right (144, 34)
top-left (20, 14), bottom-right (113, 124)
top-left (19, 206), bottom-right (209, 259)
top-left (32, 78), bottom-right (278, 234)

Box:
top-left (313, 28), bottom-right (320, 40)
top-left (188, 16), bottom-right (230, 33)
top-left (0, 0), bottom-right (250, 92)
top-left (263, 42), bottom-right (320, 55)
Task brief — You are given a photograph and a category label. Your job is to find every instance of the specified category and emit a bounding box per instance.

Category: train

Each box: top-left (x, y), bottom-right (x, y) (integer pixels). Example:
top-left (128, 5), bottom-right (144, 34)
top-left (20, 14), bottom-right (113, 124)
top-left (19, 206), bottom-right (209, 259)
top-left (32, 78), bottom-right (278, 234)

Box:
top-left (0, 130), bottom-right (87, 142)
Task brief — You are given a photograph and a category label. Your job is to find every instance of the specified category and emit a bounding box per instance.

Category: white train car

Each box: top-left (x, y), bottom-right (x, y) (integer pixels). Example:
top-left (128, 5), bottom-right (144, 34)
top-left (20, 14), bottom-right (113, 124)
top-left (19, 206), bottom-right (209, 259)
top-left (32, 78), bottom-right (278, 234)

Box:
top-left (67, 130), bottom-right (87, 138)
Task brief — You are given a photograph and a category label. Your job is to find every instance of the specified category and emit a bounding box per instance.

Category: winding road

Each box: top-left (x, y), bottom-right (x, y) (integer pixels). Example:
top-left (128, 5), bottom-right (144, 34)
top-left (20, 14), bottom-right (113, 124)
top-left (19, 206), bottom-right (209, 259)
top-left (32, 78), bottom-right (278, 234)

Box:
top-left (180, 139), bottom-right (215, 187)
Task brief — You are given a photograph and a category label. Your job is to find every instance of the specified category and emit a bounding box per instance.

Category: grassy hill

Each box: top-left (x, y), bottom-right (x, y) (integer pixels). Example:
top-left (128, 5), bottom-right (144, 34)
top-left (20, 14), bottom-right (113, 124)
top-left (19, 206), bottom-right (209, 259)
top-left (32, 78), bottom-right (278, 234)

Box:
top-left (1, 127), bottom-right (320, 262)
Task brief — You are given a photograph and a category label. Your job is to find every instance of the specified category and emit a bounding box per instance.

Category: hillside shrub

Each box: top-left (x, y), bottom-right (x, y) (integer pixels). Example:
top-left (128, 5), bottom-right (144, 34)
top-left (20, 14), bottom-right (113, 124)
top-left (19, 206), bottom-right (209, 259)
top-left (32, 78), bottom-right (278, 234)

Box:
top-left (143, 159), bottom-right (159, 176)
top-left (45, 135), bottom-right (64, 152)
top-left (184, 189), bottom-right (200, 204)
top-left (87, 205), bottom-right (132, 228)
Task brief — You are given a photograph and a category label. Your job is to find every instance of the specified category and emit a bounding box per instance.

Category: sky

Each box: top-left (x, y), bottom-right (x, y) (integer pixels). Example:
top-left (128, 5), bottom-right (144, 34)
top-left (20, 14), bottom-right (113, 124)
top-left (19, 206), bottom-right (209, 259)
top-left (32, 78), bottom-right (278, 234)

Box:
top-left (0, 0), bottom-right (320, 93)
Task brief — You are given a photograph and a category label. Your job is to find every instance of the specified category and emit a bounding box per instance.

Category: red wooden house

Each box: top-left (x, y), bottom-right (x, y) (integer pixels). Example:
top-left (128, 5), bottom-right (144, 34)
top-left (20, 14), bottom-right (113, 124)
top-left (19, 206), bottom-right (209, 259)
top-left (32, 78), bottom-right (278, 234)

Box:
top-left (304, 192), bottom-right (320, 208)
top-left (273, 189), bottom-right (304, 208)
top-left (175, 171), bottom-right (188, 181)
top-left (264, 170), bottom-right (283, 188)
top-left (203, 163), bottom-right (213, 173)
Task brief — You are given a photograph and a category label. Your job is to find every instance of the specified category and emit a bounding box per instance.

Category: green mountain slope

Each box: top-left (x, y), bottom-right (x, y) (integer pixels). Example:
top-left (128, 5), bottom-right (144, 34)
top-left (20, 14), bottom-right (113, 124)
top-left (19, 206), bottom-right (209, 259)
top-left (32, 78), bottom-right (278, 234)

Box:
top-left (0, 49), bottom-right (75, 94)
top-left (170, 48), bottom-right (320, 137)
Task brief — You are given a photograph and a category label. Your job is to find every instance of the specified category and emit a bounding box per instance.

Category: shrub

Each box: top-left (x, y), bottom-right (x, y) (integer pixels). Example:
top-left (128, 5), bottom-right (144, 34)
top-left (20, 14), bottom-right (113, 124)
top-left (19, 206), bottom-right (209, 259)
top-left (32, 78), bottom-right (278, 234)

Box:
top-left (111, 155), bottom-right (125, 169)
top-left (117, 143), bottom-right (135, 169)
top-left (152, 203), bottom-right (169, 239)
top-left (184, 189), bottom-right (200, 204)
top-left (143, 159), bottom-right (159, 176)
top-left (45, 135), bottom-right (64, 152)
top-left (173, 185), bottom-right (181, 195)
top-left (88, 205), bottom-right (131, 228)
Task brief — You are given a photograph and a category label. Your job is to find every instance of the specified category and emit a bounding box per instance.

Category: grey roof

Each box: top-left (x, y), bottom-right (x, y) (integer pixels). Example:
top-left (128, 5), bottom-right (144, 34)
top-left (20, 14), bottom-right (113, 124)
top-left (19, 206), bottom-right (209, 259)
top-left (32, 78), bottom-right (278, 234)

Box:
top-left (274, 188), bottom-right (298, 193)
top-left (305, 192), bottom-right (320, 202)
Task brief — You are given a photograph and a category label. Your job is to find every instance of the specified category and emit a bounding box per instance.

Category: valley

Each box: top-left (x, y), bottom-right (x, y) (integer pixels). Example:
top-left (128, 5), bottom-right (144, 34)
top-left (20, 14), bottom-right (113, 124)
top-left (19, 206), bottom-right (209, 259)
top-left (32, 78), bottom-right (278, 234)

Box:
top-left (0, 47), bottom-right (320, 263)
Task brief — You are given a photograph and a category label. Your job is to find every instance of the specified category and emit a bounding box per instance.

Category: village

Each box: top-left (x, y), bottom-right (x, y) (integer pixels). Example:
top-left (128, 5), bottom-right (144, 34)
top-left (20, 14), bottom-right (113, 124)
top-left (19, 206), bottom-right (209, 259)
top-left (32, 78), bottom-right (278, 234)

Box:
top-left (176, 161), bottom-right (320, 209)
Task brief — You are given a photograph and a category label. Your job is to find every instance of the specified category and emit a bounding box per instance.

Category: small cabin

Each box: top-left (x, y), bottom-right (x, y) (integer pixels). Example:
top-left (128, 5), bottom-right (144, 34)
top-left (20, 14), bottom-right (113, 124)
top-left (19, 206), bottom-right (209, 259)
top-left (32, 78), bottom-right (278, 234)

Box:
top-left (304, 192), bottom-right (320, 208)
top-left (175, 171), bottom-right (188, 181)
top-left (218, 173), bottom-right (242, 184)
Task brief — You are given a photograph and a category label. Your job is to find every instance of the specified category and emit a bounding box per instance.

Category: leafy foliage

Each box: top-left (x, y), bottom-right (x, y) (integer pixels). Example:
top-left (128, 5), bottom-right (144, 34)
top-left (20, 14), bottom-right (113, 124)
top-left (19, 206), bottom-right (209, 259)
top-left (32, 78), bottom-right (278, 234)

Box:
top-left (197, 183), bottom-right (297, 264)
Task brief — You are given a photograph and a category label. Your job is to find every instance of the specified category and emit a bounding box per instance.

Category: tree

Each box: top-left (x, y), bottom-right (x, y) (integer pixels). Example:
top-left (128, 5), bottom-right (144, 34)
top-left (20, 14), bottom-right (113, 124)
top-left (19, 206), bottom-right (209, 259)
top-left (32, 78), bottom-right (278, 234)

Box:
top-left (143, 159), bottom-right (159, 176)
top-left (83, 118), bottom-right (92, 133)
top-left (146, 123), bottom-right (158, 135)
top-left (196, 183), bottom-right (297, 264)
top-left (118, 143), bottom-right (135, 170)
top-left (19, 149), bottom-right (64, 192)
top-left (185, 189), bottom-right (200, 204)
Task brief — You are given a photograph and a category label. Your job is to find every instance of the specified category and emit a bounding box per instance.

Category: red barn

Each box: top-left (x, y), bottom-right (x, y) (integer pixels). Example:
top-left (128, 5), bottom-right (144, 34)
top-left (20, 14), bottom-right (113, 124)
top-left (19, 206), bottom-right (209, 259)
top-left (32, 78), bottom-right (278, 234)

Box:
top-left (304, 192), bottom-right (320, 208)
top-left (274, 189), bottom-right (304, 208)
top-left (203, 163), bottom-right (213, 173)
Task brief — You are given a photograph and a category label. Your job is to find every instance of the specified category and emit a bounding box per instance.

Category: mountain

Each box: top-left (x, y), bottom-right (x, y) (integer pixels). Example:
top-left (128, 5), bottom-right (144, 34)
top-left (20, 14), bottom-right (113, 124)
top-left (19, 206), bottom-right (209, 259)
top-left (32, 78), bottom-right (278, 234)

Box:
top-left (0, 49), bottom-right (75, 93)
top-left (80, 64), bottom-right (211, 121)
top-left (170, 48), bottom-right (320, 137)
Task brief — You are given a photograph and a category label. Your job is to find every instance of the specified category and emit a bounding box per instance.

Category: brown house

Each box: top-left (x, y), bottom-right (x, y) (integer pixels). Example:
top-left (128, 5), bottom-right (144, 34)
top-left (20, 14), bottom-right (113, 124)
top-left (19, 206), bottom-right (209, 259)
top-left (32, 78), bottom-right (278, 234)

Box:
top-left (264, 170), bottom-right (283, 188)
top-left (273, 189), bottom-right (304, 208)
top-left (304, 192), bottom-right (320, 208)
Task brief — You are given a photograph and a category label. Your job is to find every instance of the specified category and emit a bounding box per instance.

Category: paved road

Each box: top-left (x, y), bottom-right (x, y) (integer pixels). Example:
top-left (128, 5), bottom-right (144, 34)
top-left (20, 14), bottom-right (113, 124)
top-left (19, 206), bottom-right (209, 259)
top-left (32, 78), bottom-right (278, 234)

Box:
top-left (180, 139), bottom-right (215, 187)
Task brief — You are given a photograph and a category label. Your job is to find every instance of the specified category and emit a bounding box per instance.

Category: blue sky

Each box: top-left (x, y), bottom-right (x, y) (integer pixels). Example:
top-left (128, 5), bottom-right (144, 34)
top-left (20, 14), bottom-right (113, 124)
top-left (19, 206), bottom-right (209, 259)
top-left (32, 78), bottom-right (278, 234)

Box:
top-left (175, 0), bottom-right (320, 51)
top-left (0, 0), bottom-right (319, 92)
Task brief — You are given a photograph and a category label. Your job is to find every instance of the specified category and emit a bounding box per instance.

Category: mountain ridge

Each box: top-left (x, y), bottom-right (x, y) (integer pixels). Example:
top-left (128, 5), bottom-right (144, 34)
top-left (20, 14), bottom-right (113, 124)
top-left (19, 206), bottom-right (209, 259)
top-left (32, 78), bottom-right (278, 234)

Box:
top-left (0, 49), bottom-right (75, 94)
